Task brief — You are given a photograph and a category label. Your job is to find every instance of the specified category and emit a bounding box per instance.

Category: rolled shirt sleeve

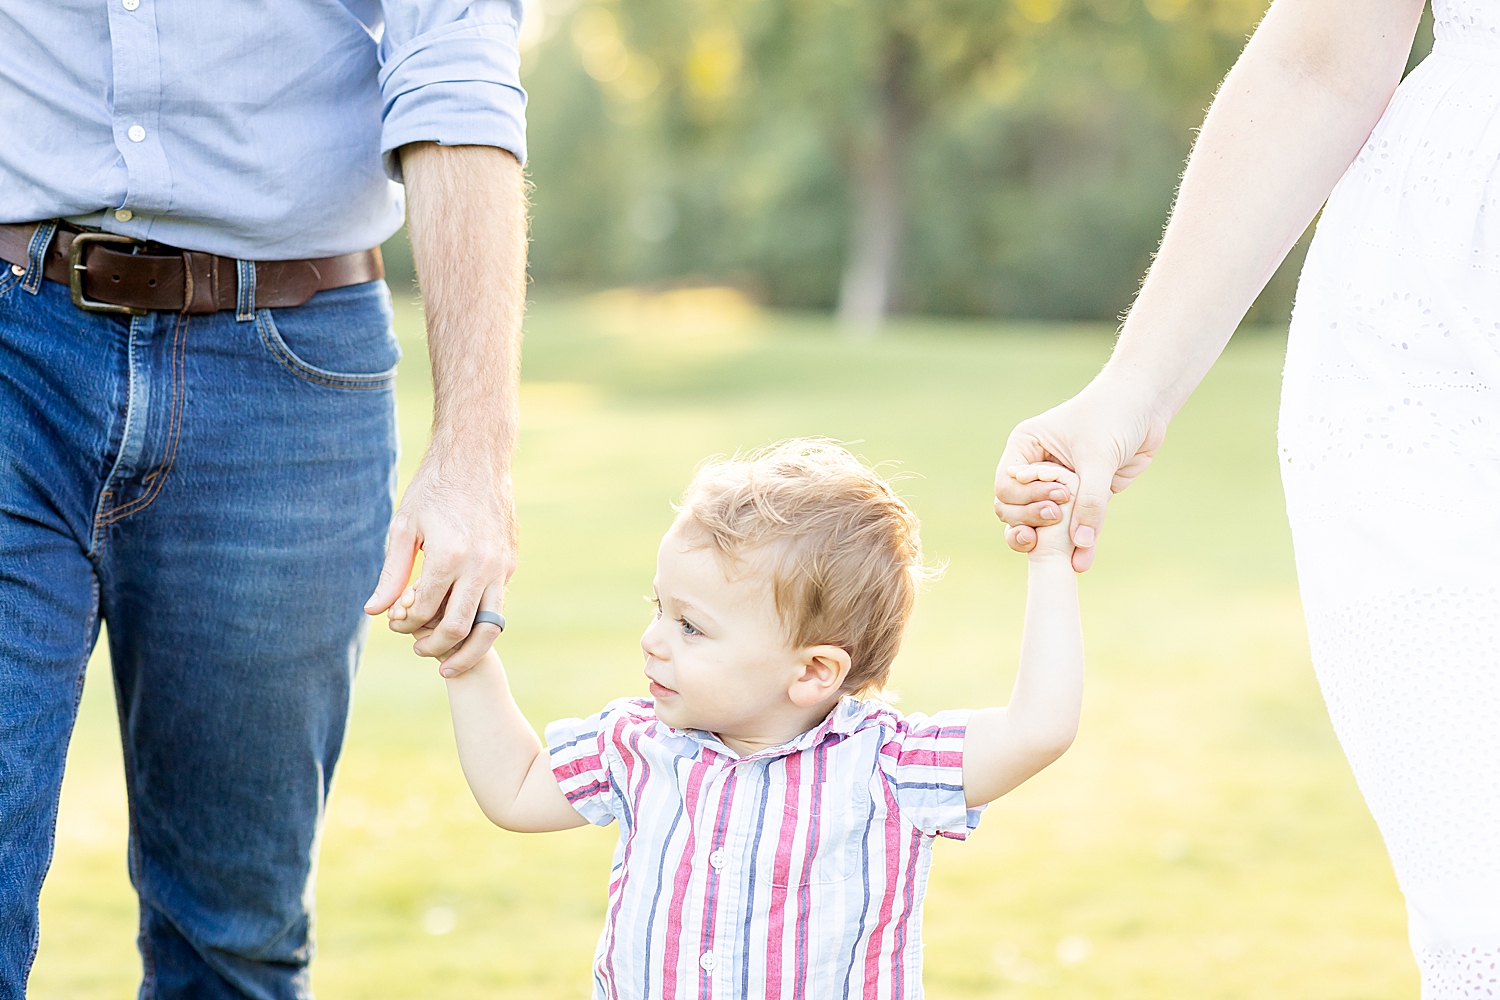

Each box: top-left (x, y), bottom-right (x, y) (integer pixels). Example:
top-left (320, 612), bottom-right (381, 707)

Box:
top-left (880, 708), bottom-right (986, 841)
top-left (378, 0), bottom-right (528, 180)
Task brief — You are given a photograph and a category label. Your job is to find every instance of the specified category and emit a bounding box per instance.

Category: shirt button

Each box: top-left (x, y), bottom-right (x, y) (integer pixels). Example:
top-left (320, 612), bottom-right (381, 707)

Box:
top-left (114, 208), bottom-right (133, 222)
top-left (10, 264), bottom-right (24, 277)
top-left (122, 0), bottom-right (139, 9)
top-left (708, 850), bottom-right (726, 870)
top-left (127, 125), bottom-right (146, 143)
top-left (699, 952), bottom-right (717, 971)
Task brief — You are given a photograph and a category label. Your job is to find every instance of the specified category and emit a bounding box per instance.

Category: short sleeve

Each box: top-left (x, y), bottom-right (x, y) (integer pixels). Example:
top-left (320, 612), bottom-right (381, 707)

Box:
top-left (545, 708), bottom-right (624, 827)
top-left (880, 709), bottom-right (984, 840)
top-left (377, 0), bottom-right (529, 179)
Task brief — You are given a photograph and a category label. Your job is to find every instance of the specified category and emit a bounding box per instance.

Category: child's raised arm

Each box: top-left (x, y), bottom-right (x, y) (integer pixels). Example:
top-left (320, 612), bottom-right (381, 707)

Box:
top-left (444, 649), bottom-right (587, 833)
top-left (962, 463), bottom-right (1084, 806)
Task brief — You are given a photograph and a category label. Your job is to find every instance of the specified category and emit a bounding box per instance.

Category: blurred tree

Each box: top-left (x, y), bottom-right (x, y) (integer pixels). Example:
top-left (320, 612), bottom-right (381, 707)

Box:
top-left (514, 0), bottom-right (1434, 326)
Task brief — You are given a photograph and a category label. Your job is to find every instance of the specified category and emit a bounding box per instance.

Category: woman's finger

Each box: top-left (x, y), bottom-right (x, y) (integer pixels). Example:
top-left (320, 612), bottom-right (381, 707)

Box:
top-left (994, 498), bottom-right (1065, 528)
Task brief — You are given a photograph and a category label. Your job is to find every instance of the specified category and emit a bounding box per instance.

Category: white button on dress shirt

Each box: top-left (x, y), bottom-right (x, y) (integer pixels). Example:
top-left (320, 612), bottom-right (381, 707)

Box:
top-left (708, 850), bottom-right (726, 869)
top-left (122, 0), bottom-right (140, 10)
top-left (699, 953), bottom-right (717, 971)
top-left (127, 125), bottom-right (146, 142)
top-left (114, 209), bottom-right (133, 222)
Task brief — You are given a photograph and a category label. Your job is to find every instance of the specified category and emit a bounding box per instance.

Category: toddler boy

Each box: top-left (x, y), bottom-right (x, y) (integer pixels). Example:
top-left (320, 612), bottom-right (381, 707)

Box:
top-left (402, 438), bottom-right (1082, 997)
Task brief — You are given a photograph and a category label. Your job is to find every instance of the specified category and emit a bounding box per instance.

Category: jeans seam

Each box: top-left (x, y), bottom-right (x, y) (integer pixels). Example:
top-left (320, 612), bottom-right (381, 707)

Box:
top-left (19, 575), bottom-right (99, 988)
top-left (236, 260), bottom-right (256, 322)
top-left (22, 221), bottom-right (57, 295)
top-left (109, 624), bottom-right (157, 1000)
top-left (93, 313), bottom-right (189, 536)
top-left (255, 310), bottom-right (397, 391)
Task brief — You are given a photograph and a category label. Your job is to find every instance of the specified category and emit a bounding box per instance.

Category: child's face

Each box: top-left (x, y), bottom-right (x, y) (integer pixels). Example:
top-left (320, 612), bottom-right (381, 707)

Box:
top-left (642, 520), bottom-right (832, 744)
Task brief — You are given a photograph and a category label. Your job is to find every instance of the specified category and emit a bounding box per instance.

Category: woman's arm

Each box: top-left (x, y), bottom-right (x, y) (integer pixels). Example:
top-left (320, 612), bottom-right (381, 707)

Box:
top-left (963, 466), bottom-right (1084, 806)
top-left (994, 0), bottom-right (1426, 572)
top-left (445, 650), bottom-right (588, 833)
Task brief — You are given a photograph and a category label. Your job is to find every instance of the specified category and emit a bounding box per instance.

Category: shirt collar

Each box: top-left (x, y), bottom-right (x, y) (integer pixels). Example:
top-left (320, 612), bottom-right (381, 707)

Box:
top-left (670, 695), bottom-right (871, 763)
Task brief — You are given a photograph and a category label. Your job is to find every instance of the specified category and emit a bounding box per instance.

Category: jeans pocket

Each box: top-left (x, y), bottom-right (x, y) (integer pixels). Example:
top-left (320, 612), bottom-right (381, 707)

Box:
top-left (255, 280), bottom-right (400, 391)
top-left (0, 267), bottom-right (21, 298)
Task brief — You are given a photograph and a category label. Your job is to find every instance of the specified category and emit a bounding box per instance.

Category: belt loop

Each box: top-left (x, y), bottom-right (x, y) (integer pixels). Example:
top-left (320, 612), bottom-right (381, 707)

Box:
top-left (23, 221), bottom-right (58, 295)
top-left (235, 259), bottom-right (256, 322)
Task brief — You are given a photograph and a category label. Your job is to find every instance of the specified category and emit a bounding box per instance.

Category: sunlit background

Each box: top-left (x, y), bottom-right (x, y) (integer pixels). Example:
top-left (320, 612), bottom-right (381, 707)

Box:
top-left (32, 0), bottom-right (1438, 995)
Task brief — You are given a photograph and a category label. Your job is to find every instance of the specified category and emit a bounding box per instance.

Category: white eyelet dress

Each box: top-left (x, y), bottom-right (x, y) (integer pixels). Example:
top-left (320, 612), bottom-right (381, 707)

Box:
top-left (1279, 5), bottom-right (1500, 994)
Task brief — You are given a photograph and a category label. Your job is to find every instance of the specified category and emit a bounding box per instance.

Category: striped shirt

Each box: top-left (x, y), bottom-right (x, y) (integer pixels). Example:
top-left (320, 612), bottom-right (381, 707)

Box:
top-left (545, 696), bottom-right (983, 1000)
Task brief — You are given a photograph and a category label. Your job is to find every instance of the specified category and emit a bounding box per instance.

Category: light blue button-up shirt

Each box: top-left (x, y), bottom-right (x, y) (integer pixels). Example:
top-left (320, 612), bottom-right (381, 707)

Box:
top-left (0, 0), bottom-right (526, 259)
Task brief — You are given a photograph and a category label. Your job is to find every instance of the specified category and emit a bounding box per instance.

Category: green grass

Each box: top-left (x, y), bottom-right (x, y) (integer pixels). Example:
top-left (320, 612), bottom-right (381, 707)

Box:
top-left (32, 291), bottom-right (1415, 998)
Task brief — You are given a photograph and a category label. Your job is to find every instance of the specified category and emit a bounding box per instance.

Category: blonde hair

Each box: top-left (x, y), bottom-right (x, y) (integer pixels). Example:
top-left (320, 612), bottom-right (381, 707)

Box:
top-left (675, 438), bottom-right (939, 697)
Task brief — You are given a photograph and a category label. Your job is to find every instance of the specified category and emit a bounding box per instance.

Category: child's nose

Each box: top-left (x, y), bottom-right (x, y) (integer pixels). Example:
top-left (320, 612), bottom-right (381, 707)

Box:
top-left (640, 619), bottom-right (671, 659)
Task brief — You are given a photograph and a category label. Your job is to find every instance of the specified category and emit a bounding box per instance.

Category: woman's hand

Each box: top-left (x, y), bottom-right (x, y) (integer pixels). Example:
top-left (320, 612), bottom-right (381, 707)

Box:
top-left (994, 371), bottom-right (1168, 572)
top-left (992, 0), bottom-right (1423, 574)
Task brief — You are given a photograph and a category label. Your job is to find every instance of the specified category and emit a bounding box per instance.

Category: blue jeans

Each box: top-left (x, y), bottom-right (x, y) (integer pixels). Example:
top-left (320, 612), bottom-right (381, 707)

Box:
top-left (0, 255), bottom-right (400, 998)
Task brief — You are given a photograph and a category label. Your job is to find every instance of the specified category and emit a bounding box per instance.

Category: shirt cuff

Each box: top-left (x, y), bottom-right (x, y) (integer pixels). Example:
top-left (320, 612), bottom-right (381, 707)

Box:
top-left (379, 22), bottom-right (529, 181)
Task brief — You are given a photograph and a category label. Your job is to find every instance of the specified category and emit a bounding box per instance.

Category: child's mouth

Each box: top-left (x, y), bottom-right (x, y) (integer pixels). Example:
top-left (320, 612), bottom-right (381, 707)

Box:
top-left (648, 680), bottom-right (677, 699)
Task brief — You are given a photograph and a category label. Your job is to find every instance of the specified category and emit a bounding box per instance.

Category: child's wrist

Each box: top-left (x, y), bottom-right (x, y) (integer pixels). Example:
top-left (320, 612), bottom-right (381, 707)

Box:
top-left (1027, 548), bottom-right (1075, 569)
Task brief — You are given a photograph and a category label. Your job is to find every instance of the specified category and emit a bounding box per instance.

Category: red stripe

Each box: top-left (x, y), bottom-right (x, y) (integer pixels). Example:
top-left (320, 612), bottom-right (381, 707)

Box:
top-left (553, 754), bottom-right (605, 781)
top-left (792, 741), bottom-right (826, 999)
top-left (695, 766), bottom-right (738, 1000)
top-left (862, 775), bottom-right (902, 998)
top-left (889, 826), bottom-right (922, 995)
top-left (565, 779), bottom-right (610, 803)
top-left (763, 754), bottom-right (801, 1000)
top-left (893, 748), bottom-right (963, 768)
top-left (602, 723), bottom-right (649, 1000)
top-left (660, 757), bottom-right (710, 999)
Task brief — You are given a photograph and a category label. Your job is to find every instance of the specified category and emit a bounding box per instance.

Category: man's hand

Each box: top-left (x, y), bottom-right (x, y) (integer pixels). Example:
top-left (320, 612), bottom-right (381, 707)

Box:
top-left (365, 142), bottom-right (527, 674)
top-left (994, 372), bottom-right (1168, 572)
top-left (369, 453), bottom-right (517, 674)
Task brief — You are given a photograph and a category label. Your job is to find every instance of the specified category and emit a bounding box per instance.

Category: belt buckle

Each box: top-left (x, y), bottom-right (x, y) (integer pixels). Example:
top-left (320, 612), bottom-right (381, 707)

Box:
top-left (69, 232), bottom-right (149, 316)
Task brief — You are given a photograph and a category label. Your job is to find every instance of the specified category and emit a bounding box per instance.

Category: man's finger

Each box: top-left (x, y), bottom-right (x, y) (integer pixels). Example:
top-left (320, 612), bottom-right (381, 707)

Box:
top-left (365, 519), bottom-right (418, 615)
top-left (392, 553), bottom-right (458, 635)
top-left (435, 584), bottom-right (507, 677)
top-left (1005, 523), bottom-right (1038, 553)
top-left (1067, 460), bottom-right (1114, 573)
top-left (414, 575), bottom-right (487, 659)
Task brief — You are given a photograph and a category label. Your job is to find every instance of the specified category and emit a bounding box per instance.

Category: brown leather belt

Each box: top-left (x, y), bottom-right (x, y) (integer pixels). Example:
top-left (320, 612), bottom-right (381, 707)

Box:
top-left (0, 221), bottom-right (384, 316)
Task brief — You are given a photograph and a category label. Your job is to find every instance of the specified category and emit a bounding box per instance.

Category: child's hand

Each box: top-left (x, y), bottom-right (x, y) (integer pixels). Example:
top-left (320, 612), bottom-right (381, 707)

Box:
top-left (1009, 463), bottom-right (1078, 561)
top-left (389, 584), bottom-right (441, 644)
top-left (387, 584), bottom-right (420, 626)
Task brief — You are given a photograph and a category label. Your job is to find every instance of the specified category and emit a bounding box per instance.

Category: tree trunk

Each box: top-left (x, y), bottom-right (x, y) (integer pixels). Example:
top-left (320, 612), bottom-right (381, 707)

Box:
top-left (837, 32), bottom-right (919, 338)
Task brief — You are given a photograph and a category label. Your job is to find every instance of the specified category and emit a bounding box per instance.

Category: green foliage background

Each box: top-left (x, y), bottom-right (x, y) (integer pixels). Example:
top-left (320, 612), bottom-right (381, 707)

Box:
top-left (495, 0), bottom-right (1429, 319)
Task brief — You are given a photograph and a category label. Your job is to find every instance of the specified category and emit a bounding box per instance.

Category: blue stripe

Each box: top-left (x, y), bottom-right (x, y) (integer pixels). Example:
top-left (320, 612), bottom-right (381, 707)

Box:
top-left (700, 767), bottom-right (738, 1000)
top-left (889, 781), bottom-right (964, 792)
top-left (792, 744), bottom-right (825, 998)
top-left (740, 763), bottom-right (772, 1000)
top-left (549, 730), bottom-right (602, 755)
top-left (840, 776), bottom-right (877, 1000)
top-left (641, 800), bottom-right (683, 1000)
top-left (566, 779), bottom-right (611, 804)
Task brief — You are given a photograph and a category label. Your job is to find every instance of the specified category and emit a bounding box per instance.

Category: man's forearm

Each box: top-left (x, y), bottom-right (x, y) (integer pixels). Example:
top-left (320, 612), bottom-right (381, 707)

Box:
top-left (401, 142), bottom-right (526, 475)
top-left (368, 142), bottom-right (525, 670)
top-left (1107, 0), bottom-right (1422, 419)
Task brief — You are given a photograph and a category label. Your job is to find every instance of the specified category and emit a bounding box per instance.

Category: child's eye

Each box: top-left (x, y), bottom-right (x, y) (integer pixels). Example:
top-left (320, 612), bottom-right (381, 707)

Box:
top-left (677, 617), bottom-right (700, 636)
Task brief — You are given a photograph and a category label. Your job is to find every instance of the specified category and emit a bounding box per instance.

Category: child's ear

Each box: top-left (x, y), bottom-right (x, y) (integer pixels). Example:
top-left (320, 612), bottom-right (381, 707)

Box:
top-left (788, 645), bottom-right (852, 707)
